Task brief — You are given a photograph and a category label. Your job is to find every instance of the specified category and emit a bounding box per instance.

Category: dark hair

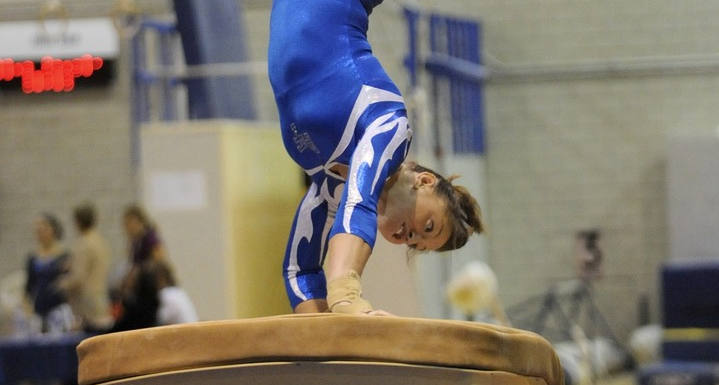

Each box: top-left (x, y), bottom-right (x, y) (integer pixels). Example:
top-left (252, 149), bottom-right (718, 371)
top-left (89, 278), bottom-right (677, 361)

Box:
top-left (41, 212), bottom-right (64, 240)
top-left (146, 259), bottom-right (177, 288)
top-left (124, 204), bottom-right (153, 229)
top-left (410, 164), bottom-right (484, 251)
top-left (73, 202), bottom-right (96, 231)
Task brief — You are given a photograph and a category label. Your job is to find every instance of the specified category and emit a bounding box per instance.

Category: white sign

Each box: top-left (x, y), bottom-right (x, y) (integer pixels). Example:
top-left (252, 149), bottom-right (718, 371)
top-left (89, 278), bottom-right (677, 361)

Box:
top-left (0, 18), bottom-right (118, 60)
top-left (149, 170), bottom-right (208, 211)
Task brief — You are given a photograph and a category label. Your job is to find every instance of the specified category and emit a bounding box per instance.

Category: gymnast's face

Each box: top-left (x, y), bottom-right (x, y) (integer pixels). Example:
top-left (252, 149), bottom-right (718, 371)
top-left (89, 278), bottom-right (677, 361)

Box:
top-left (378, 170), bottom-right (451, 251)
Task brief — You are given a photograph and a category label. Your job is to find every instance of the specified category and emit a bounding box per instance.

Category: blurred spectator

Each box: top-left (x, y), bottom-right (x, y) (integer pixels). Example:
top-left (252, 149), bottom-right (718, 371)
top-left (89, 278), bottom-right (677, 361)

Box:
top-left (111, 260), bottom-right (197, 332)
top-left (123, 204), bottom-right (166, 264)
top-left (113, 204), bottom-right (183, 331)
top-left (24, 213), bottom-right (70, 331)
top-left (57, 203), bottom-right (113, 332)
top-left (119, 204), bottom-right (167, 300)
top-left (111, 261), bottom-right (160, 332)
top-left (152, 260), bottom-right (198, 325)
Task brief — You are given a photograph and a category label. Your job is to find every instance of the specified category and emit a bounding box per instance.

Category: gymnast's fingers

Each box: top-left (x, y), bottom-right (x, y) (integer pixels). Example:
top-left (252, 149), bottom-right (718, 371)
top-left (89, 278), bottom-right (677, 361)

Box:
top-left (366, 309), bottom-right (395, 317)
top-left (330, 298), bottom-right (373, 314)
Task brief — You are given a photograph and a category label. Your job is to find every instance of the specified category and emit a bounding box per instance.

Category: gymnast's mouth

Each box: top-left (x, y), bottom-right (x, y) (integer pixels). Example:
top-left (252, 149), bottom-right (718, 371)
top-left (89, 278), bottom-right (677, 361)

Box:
top-left (392, 222), bottom-right (407, 241)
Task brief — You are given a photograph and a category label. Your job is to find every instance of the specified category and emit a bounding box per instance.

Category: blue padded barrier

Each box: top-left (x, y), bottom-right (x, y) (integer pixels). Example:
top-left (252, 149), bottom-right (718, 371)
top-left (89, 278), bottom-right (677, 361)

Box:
top-left (662, 259), bottom-right (719, 329)
top-left (663, 340), bottom-right (719, 363)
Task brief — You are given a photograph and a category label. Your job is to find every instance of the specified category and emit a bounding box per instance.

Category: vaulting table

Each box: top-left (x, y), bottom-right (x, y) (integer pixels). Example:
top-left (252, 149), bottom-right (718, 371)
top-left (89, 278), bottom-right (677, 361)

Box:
top-left (77, 313), bottom-right (564, 385)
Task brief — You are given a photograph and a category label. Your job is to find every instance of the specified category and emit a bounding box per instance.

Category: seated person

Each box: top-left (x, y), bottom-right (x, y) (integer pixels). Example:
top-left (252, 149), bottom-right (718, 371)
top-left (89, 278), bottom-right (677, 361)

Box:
top-left (112, 260), bottom-right (197, 331)
top-left (152, 260), bottom-right (198, 325)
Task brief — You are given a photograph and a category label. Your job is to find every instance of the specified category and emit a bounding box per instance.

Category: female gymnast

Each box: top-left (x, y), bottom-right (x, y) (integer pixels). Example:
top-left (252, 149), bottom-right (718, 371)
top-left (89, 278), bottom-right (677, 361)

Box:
top-left (269, 0), bottom-right (484, 314)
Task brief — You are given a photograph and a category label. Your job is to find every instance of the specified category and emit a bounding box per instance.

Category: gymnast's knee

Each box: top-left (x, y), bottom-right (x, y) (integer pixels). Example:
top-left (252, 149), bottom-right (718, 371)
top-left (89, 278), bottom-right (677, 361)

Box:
top-left (294, 299), bottom-right (329, 313)
top-left (284, 269), bottom-right (328, 311)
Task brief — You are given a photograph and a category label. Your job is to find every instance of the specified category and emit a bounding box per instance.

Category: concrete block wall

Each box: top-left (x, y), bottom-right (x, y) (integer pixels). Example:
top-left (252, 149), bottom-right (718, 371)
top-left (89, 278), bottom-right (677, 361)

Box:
top-left (363, 0), bottom-right (719, 338)
top-left (0, 0), bottom-right (170, 279)
top-left (0, 51), bottom-right (136, 280)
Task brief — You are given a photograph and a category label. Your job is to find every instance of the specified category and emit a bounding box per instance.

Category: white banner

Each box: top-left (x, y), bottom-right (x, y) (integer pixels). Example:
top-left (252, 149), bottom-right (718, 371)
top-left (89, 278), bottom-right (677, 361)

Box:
top-left (0, 18), bottom-right (118, 60)
top-left (149, 170), bottom-right (208, 212)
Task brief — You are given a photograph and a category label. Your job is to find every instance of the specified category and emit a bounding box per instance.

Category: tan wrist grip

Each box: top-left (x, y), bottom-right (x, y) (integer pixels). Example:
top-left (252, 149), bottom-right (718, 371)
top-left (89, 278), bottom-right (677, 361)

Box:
top-left (327, 270), bottom-right (373, 314)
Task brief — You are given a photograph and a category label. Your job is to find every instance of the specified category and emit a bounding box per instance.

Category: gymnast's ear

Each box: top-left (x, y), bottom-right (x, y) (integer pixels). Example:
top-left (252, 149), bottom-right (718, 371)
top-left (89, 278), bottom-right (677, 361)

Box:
top-left (413, 172), bottom-right (438, 190)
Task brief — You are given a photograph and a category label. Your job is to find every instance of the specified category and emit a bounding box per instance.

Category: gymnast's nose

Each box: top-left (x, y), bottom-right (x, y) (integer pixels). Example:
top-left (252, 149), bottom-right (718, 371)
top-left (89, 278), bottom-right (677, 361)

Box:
top-left (407, 230), bottom-right (418, 246)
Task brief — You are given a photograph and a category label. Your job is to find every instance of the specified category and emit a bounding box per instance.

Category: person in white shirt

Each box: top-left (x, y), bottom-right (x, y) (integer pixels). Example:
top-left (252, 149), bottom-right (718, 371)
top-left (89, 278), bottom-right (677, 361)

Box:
top-left (151, 260), bottom-right (198, 325)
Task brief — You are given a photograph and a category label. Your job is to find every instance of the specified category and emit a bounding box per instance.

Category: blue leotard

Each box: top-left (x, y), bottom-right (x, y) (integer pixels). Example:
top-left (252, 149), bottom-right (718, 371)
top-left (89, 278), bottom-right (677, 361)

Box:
top-left (268, 0), bottom-right (412, 308)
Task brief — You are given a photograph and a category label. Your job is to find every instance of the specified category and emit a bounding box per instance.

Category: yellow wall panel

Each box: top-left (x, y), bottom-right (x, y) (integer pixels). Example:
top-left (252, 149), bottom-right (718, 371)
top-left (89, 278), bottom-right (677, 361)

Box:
top-left (222, 126), bottom-right (304, 318)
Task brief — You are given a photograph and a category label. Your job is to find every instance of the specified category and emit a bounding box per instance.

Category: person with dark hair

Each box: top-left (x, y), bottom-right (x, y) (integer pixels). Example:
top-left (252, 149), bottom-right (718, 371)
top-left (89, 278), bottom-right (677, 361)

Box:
top-left (24, 213), bottom-right (70, 330)
top-left (268, 0), bottom-right (485, 314)
top-left (112, 259), bottom-right (197, 331)
top-left (150, 260), bottom-right (197, 325)
top-left (119, 204), bottom-right (167, 295)
top-left (57, 203), bottom-right (113, 332)
top-left (73, 203), bottom-right (96, 232)
top-left (115, 204), bottom-right (172, 328)
top-left (123, 204), bottom-right (166, 264)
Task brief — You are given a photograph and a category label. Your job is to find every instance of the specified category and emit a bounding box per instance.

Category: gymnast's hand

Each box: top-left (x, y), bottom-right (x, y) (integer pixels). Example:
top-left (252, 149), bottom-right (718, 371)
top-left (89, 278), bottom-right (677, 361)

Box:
top-left (327, 270), bottom-right (374, 314)
top-left (324, 235), bottom-right (397, 317)
top-left (326, 277), bottom-right (395, 316)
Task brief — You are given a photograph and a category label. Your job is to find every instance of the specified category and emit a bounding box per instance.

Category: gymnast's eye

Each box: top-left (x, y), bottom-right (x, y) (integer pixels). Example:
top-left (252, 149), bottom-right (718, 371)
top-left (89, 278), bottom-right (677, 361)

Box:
top-left (424, 219), bottom-right (433, 233)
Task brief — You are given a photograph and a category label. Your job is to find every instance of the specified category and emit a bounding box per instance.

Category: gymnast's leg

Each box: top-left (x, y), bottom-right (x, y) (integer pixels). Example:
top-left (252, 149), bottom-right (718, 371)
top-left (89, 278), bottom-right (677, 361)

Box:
top-left (282, 175), bottom-right (342, 313)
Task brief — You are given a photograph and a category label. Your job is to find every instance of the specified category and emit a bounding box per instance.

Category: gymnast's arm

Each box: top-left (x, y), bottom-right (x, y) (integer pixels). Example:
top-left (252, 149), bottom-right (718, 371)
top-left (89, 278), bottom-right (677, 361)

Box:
top-left (325, 234), bottom-right (394, 316)
top-left (324, 111), bottom-right (411, 314)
